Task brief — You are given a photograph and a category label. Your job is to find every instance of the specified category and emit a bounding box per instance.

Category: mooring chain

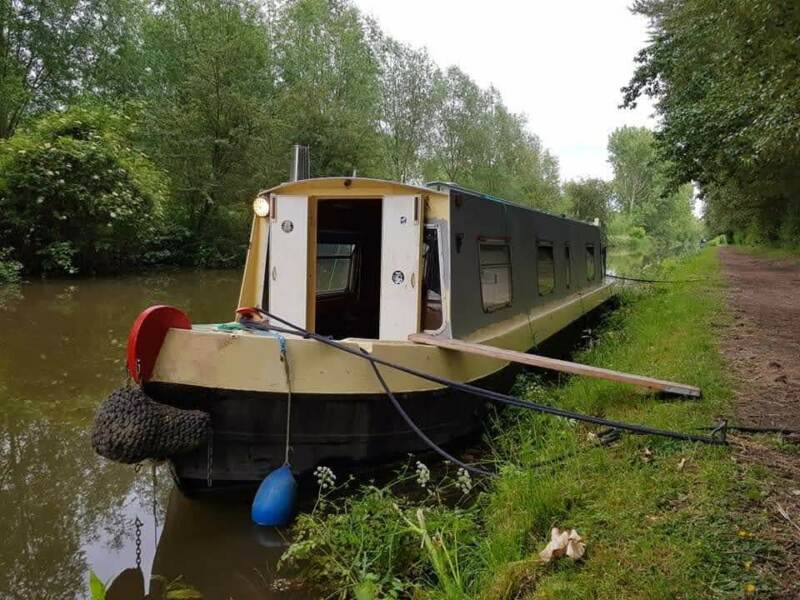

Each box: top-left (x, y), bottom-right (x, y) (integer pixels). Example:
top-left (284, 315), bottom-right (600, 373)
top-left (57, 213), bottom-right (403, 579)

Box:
top-left (134, 516), bottom-right (143, 570)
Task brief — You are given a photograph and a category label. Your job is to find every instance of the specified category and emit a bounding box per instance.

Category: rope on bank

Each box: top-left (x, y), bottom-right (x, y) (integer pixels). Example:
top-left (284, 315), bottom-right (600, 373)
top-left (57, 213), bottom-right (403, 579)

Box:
top-left (606, 273), bottom-right (706, 284)
top-left (698, 424), bottom-right (799, 436)
top-left (239, 310), bottom-right (727, 452)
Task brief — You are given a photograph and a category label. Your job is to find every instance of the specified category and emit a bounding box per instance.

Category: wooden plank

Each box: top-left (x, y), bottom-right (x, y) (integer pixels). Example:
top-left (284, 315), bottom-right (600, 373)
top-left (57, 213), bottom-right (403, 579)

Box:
top-left (408, 333), bottom-right (702, 398)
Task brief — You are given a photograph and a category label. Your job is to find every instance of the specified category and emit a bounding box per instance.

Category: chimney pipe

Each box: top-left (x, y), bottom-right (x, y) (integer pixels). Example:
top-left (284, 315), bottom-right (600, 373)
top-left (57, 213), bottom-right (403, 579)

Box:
top-left (289, 144), bottom-right (310, 182)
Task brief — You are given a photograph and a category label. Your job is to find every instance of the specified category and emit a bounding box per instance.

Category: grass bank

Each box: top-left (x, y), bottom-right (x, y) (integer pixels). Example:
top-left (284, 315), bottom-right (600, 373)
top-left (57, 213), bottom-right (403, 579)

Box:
top-left (282, 248), bottom-right (781, 599)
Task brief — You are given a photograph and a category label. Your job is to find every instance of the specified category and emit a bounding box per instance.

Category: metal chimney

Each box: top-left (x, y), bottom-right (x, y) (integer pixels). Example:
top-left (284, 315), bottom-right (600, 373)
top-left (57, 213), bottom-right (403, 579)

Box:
top-left (289, 144), bottom-right (310, 181)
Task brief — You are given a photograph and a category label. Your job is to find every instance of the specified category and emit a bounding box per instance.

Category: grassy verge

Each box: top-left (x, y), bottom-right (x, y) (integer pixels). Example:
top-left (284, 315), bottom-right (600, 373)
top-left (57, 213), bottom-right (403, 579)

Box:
top-left (282, 248), bottom-right (782, 599)
top-left (734, 245), bottom-right (800, 262)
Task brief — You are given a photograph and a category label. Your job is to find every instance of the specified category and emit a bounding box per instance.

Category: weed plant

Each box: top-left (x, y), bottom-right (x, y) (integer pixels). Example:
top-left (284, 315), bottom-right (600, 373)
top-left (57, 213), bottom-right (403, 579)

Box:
top-left (280, 249), bottom-right (782, 599)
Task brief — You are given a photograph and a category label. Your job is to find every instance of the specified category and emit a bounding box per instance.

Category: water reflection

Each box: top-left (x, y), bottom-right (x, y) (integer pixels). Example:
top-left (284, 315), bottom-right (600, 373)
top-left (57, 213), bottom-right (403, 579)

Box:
top-left (0, 270), bottom-right (298, 599)
top-left (149, 490), bottom-right (303, 599)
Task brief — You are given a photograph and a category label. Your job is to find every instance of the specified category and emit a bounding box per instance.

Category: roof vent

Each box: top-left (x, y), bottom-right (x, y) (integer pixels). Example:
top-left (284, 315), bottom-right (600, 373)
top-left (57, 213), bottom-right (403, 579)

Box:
top-left (289, 144), bottom-right (310, 182)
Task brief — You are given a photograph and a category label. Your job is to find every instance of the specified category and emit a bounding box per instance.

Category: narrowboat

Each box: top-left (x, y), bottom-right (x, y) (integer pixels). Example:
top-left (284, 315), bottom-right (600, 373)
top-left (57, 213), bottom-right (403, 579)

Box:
top-left (93, 151), bottom-right (614, 486)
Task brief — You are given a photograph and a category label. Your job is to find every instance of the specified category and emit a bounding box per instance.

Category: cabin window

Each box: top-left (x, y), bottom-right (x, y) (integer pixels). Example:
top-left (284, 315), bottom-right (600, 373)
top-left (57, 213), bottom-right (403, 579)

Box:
top-left (564, 244), bottom-right (572, 289)
top-left (479, 240), bottom-right (512, 312)
top-left (317, 243), bottom-right (356, 294)
top-left (537, 242), bottom-right (555, 296)
top-left (422, 227), bottom-right (443, 331)
top-left (586, 245), bottom-right (596, 281)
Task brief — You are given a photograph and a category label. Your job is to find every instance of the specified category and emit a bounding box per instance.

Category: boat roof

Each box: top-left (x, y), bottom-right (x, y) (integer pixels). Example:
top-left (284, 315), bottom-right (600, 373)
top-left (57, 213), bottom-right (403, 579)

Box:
top-left (426, 181), bottom-right (600, 227)
top-left (261, 177), bottom-right (599, 229)
top-left (261, 177), bottom-right (448, 199)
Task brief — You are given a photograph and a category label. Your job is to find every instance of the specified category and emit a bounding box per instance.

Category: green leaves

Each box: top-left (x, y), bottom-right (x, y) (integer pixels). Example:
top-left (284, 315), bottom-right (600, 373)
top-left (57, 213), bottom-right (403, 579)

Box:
top-left (623, 0), bottom-right (800, 246)
top-left (0, 106), bottom-right (167, 275)
top-left (88, 571), bottom-right (106, 600)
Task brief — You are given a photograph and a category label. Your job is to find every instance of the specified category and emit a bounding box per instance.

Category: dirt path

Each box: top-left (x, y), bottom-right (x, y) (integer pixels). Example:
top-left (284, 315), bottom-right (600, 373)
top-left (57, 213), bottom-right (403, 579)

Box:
top-left (719, 247), bottom-right (800, 597)
top-left (719, 247), bottom-right (800, 429)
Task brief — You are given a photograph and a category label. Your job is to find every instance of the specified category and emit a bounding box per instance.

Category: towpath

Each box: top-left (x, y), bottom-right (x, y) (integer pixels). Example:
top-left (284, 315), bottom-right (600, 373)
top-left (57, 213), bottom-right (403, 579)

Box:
top-left (719, 246), bottom-right (800, 597)
top-left (718, 247), bottom-right (800, 429)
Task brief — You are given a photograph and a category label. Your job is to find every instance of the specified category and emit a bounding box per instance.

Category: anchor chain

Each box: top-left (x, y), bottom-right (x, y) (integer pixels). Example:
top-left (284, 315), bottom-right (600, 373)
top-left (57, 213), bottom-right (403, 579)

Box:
top-left (134, 516), bottom-right (143, 570)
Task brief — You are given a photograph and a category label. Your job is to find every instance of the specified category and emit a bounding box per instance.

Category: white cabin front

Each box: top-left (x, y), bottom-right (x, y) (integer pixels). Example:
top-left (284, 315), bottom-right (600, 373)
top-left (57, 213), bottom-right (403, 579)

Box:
top-left (237, 177), bottom-right (451, 341)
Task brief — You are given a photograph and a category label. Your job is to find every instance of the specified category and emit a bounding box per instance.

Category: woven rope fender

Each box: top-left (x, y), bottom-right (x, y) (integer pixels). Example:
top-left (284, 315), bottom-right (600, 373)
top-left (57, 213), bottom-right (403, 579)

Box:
top-left (91, 386), bottom-right (210, 464)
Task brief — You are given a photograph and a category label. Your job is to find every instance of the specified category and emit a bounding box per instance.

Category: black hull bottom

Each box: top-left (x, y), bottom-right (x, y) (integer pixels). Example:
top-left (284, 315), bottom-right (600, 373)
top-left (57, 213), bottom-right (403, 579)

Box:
top-left (144, 365), bottom-right (516, 485)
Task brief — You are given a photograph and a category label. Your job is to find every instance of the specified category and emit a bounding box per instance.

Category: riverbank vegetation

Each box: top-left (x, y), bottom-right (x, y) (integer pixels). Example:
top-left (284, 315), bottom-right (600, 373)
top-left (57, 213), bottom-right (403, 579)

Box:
top-left (280, 248), bottom-right (783, 598)
top-left (0, 0), bottom-right (707, 282)
top-left (0, 0), bottom-right (564, 278)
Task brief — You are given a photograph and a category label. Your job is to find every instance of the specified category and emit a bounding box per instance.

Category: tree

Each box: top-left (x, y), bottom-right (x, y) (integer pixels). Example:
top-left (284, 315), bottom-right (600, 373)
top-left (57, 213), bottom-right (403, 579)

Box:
top-left (425, 66), bottom-right (491, 184)
top-left (424, 69), bottom-right (563, 211)
top-left (375, 38), bottom-right (441, 182)
top-left (623, 0), bottom-right (800, 245)
top-left (607, 126), bottom-right (658, 215)
top-left (0, 0), bottom-right (137, 139)
top-left (273, 0), bottom-right (382, 178)
top-left (564, 178), bottom-right (612, 224)
top-left (134, 0), bottom-right (277, 250)
top-left (606, 125), bottom-right (701, 253)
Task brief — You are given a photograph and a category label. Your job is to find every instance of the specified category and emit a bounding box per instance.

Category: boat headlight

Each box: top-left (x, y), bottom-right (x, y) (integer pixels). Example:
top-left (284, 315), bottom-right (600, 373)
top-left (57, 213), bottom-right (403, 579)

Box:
top-left (253, 195), bottom-right (270, 218)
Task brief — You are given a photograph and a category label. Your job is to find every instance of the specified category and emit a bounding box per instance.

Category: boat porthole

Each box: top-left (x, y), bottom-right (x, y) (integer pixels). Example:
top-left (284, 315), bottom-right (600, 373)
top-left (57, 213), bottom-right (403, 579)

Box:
top-left (281, 220), bottom-right (294, 233)
top-left (392, 270), bottom-right (405, 285)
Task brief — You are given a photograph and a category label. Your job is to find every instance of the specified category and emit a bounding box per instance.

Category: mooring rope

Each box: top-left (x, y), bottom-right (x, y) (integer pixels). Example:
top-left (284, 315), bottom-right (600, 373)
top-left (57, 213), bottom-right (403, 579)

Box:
top-left (606, 273), bottom-right (706, 284)
top-left (360, 348), bottom-right (494, 477)
top-left (238, 310), bottom-right (726, 448)
top-left (278, 334), bottom-right (293, 465)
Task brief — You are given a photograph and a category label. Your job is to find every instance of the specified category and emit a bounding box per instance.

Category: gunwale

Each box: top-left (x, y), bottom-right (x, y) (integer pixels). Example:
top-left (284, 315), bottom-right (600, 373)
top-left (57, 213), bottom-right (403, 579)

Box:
top-left (151, 281), bottom-right (615, 395)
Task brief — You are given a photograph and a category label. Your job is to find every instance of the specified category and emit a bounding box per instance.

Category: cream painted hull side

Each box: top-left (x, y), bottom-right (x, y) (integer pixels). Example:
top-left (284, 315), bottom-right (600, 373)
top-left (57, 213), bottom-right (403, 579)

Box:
top-left (150, 282), bottom-right (616, 395)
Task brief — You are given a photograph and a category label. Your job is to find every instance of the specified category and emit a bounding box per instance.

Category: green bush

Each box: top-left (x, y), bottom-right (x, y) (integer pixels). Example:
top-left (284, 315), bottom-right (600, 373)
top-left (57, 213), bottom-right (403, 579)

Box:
top-left (0, 107), bottom-right (168, 275)
top-left (281, 468), bottom-right (479, 599)
top-left (0, 247), bottom-right (23, 284)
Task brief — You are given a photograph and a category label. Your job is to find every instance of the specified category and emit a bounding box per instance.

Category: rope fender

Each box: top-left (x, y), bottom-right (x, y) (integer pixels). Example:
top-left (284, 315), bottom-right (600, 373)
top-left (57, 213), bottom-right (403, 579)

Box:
top-left (91, 386), bottom-right (211, 464)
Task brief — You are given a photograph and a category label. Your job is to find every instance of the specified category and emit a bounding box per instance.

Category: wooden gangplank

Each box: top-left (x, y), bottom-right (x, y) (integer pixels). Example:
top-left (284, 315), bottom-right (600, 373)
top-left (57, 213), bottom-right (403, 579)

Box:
top-left (408, 333), bottom-right (702, 399)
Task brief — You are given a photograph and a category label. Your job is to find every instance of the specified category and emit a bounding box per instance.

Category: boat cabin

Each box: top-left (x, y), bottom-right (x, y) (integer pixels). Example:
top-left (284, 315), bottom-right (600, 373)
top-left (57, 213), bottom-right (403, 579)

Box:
top-left (237, 177), bottom-right (606, 343)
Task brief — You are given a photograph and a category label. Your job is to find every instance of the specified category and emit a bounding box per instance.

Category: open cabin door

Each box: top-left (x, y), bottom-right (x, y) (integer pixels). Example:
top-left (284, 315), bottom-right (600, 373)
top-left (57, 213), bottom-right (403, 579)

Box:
top-left (379, 195), bottom-right (423, 340)
top-left (268, 195), bottom-right (309, 328)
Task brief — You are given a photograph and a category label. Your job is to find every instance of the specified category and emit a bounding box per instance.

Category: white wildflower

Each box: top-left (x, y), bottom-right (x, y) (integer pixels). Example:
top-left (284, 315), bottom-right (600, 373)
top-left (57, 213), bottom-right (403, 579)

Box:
top-left (314, 465), bottom-right (336, 490)
top-left (456, 467), bottom-right (472, 495)
top-left (271, 578), bottom-right (291, 591)
top-left (415, 461), bottom-right (430, 488)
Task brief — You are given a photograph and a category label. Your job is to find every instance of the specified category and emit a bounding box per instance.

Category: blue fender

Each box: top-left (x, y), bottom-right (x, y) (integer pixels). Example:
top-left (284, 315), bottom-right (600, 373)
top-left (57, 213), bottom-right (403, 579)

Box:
top-left (251, 464), bottom-right (298, 526)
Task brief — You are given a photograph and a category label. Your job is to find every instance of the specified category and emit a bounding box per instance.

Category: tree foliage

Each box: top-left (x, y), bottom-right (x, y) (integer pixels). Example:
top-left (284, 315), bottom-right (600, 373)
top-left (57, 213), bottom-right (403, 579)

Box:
top-left (0, 106), bottom-right (167, 274)
top-left (0, 0), bottom-right (137, 138)
top-left (375, 38), bottom-right (441, 183)
top-left (0, 0), bottom-right (581, 276)
top-left (564, 178), bottom-right (612, 224)
top-left (623, 0), bottom-right (800, 246)
top-left (606, 126), bottom-right (702, 254)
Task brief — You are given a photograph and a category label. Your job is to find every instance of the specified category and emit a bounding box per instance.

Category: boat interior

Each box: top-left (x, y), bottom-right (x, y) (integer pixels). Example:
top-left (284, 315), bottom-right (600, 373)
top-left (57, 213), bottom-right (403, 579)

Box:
top-left (314, 198), bottom-right (382, 339)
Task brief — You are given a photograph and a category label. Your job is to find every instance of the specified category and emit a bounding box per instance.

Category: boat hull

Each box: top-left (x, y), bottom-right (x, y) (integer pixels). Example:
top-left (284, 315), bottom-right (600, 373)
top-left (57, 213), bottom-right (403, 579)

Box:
top-left (144, 364), bottom-right (515, 486)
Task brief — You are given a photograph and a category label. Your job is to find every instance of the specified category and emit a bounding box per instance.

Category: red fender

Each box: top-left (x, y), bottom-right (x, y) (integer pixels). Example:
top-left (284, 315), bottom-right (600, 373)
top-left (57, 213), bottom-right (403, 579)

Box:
top-left (126, 305), bottom-right (191, 383)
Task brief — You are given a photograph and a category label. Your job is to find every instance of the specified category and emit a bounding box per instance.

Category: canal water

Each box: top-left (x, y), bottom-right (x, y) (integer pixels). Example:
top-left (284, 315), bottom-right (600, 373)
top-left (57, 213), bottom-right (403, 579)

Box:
top-left (0, 270), bottom-right (302, 599)
top-left (0, 253), bottom-right (645, 599)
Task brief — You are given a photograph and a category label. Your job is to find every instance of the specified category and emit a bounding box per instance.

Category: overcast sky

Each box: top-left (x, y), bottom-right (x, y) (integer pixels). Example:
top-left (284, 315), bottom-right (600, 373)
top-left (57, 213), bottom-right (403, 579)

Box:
top-left (354, 0), bottom-right (656, 183)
